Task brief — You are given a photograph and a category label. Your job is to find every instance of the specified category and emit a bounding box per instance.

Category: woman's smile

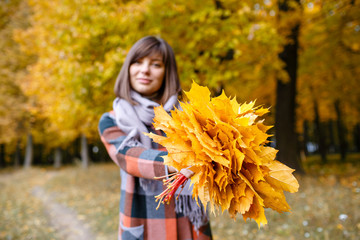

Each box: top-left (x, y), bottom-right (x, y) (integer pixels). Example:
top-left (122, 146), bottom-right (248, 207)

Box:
top-left (136, 78), bottom-right (152, 84)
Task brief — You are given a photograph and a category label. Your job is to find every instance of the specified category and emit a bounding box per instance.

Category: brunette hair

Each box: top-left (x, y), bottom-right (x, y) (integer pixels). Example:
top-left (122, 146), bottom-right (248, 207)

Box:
top-left (114, 36), bottom-right (181, 105)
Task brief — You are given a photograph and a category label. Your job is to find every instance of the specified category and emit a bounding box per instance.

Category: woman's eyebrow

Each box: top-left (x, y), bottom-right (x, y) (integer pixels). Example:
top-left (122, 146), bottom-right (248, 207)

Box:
top-left (151, 58), bottom-right (163, 62)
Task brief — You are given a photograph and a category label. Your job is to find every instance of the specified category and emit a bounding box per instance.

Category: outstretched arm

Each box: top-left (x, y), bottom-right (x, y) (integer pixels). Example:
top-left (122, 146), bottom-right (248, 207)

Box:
top-left (98, 112), bottom-right (167, 179)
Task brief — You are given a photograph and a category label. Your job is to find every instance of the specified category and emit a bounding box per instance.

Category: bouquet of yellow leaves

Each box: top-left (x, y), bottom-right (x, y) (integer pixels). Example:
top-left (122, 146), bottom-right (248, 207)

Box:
top-left (146, 82), bottom-right (299, 227)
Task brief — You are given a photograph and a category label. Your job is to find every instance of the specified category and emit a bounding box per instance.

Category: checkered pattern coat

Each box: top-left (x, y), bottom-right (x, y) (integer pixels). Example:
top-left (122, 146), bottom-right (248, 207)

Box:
top-left (99, 111), bottom-right (213, 240)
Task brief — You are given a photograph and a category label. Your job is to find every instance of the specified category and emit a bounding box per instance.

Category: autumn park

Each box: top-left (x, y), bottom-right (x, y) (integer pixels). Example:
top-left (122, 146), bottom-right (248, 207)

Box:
top-left (1, 0), bottom-right (359, 239)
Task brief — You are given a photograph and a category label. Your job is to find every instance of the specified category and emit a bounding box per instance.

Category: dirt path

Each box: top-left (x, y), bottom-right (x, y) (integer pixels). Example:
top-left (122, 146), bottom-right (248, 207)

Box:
top-left (31, 173), bottom-right (96, 240)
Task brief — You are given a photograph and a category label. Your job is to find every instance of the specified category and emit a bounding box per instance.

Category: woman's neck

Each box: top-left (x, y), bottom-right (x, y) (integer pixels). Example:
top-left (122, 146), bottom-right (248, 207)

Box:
top-left (142, 92), bottom-right (162, 104)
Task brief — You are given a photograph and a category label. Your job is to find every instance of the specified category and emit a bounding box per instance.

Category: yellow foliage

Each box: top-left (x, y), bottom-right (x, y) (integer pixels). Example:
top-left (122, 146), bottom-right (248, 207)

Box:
top-left (147, 82), bottom-right (299, 227)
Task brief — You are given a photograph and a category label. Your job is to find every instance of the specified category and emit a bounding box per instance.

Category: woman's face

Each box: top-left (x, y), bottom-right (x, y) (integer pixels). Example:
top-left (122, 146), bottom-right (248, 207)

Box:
top-left (129, 53), bottom-right (165, 97)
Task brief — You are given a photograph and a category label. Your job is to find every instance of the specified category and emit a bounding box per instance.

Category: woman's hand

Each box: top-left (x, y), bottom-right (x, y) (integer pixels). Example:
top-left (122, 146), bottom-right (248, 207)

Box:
top-left (179, 168), bottom-right (194, 179)
top-left (167, 166), bottom-right (194, 179)
top-left (167, 166), bottom-right (177, 174)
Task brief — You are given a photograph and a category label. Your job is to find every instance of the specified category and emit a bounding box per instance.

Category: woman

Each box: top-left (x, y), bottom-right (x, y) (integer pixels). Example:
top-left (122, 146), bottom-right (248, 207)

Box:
top-left (98, 36), bottom-right (212, 240)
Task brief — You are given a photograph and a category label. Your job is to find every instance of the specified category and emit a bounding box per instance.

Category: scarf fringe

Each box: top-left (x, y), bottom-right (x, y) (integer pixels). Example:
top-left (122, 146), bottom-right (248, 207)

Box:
top-left (174, 195), bottom-right (209, 231)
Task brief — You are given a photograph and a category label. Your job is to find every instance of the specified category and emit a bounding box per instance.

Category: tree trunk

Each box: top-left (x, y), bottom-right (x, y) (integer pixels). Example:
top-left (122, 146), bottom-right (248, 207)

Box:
top-left (334, 100), bottom-right (347, 161)
top-left (54, 147), bottom-right (62, 168)
top-left (24, 133), bottom-right (33, 169)
top-left (275, 0), bottom-right (303, 173)
top-left (14, 140), bottom-right (21, 168)
top-left (354, 124), bottom-right (360, 152)
top-left (81, 134), bottom-right (89, 169)
top-left (314, 100), bottom-right (327, 164)
top-left (0, 144), bottom-right (5, 168)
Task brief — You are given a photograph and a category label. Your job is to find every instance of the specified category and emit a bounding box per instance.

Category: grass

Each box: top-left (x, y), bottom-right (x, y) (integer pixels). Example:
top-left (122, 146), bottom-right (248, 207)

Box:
top-left (1, 153), bottom-right (360, 239)
top-left (304, 153), bottom-right (360, 177)
top-left (0, 169), bottom-right (59, 240)
top-left (43, 165), bottom-right (120, 240)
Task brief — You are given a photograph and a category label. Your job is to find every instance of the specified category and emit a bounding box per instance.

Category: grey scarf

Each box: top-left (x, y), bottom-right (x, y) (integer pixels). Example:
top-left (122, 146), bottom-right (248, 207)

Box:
top-left (113, 90), bottom-right (208, 230)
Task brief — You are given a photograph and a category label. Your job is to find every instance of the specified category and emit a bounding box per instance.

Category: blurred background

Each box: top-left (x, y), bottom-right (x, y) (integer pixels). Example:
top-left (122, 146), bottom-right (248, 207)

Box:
top-left (0, 0), bottom-right (359, 239)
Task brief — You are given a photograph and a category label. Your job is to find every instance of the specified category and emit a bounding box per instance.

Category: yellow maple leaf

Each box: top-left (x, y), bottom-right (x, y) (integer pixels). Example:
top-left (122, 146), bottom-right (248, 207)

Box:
top-left (265, 161), bottom-right (300, 193)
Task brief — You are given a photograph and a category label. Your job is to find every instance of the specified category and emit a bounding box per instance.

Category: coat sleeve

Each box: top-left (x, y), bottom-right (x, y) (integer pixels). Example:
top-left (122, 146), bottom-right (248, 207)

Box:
top-left (98, 112), bottom-right (167, 179)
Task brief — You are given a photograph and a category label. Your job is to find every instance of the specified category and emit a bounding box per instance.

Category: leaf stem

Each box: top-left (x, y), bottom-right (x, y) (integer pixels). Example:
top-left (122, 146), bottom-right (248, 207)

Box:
top-left (154, 173), bottom-right (189, 209)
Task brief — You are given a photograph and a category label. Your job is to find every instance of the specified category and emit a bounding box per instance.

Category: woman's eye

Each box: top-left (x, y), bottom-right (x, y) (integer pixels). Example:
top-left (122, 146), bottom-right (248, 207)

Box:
top-left (152, 63), bottom-right (162, 67)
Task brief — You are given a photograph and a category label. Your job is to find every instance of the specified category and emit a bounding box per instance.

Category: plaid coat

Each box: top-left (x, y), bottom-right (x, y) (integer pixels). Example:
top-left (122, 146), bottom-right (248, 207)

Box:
top-left (99, 111), bottom-right (212, 240)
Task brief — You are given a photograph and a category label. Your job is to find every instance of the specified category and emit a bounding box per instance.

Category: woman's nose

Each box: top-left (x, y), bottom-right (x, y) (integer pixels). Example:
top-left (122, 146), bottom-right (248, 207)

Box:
top-left (140, 63), bottom-right (150, 73)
